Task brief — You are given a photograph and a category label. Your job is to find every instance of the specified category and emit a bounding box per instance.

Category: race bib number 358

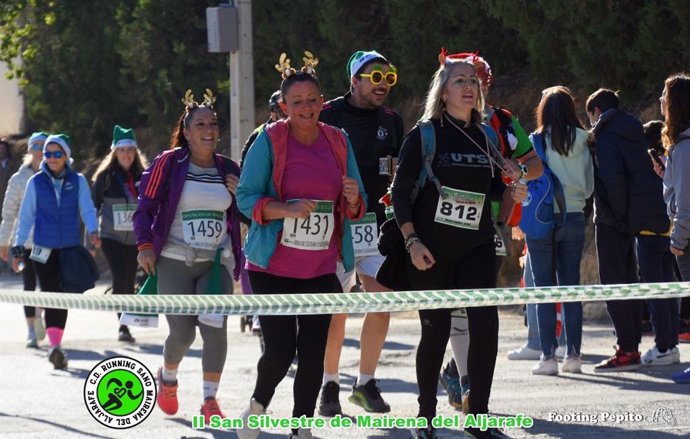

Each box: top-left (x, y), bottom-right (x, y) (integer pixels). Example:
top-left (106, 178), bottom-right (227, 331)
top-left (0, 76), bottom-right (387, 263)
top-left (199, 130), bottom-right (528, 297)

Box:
top-left (351, 212), bottom-right (379, 257)
top-left (434, 186), bottom-right (486, 230)
top-left (281, 200), bottom-right (334, 251)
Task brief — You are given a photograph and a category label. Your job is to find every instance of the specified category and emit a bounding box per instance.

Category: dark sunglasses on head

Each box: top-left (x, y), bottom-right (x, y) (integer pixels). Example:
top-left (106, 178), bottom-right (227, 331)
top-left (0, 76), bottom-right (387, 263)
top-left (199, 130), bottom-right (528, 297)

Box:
top-left (44, 151), bottom-right (64, 159)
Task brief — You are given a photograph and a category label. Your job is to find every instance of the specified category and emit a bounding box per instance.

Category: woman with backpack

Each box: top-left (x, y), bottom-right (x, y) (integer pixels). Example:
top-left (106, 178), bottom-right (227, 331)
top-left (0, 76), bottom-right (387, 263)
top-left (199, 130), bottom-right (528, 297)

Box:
top-left (391, 52), bottom-right (526, 439)
top-left (660, 73), bottom-right (690, 384)
top-left (91, 125), bottom-right (148, 343)
top-left (134, 90), bottom-right (242, 422)
top-left (236, 52), bottom-right (365, 439)
top-left (527, 86), bottom-right (594, 376)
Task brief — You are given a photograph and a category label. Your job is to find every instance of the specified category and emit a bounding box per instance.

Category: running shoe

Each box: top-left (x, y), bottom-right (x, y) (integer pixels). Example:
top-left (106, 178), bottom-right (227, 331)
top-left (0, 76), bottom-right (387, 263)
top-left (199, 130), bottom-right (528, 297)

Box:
top-left (555, 345), bottom-right (566, 360)
top-left (288, 428), bottom-right (313, 439)
top-left (26, 335), bottom-right (38, 349)
top-left (34, 314), bottom-right (46, 341)
top-left (465, 428), bottom-right (512, 438)
top-left (438, 361), bottom-right (459, 391)
top-left (200, 397), bottom-right (225, 423)
top-left (48, 346), bottom-right (68, 369)
top-left (532, 356), bottom-right (558, 375)
top-left (561, 355), bottom-right (583, 373)
top-left (412, 426), bottom-right (437, 439)
top-left (318, 381), bottom-right (342, 416)
top-left (237, 398), bottom-right (265, 439)
top-left (349, 379), bottom-right (390, 413)
top-left (156, 367), bottom-right (179, 415)
top-left (594, 348), bottom-right (641, 373)
top-left (506, 344), bottom-right (541, 360)
top-left (672, 367), bottom-right (690, 384)
top-left (641, 346), bottom-right (680, 366)
top-left (118, 325), bottom-right (135, 343)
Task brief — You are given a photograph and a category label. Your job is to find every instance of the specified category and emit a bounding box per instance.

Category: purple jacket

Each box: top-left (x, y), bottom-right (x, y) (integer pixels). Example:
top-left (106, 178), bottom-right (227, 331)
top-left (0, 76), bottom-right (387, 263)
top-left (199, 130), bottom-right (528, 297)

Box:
top-left (133, 147), bottom-right (242, 280)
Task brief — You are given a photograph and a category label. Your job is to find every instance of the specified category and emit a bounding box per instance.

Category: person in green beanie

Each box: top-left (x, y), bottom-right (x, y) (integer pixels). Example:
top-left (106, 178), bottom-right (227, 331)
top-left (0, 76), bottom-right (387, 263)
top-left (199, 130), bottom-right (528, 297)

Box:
top-left (91, 125), bottom-right (149, 342)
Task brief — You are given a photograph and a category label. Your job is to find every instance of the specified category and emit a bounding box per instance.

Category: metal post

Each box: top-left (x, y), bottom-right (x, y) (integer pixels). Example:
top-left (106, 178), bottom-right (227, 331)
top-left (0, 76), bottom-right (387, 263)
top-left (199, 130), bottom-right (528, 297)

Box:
top-left (229, 0), bottom-right (255, 161)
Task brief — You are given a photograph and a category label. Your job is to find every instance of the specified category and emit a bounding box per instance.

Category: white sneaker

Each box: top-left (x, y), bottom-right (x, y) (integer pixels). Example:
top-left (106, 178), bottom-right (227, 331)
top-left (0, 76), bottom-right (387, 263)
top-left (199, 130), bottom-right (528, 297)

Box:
top-left (236, 398), bottom-right (265, 439)
top-left (532, 357), bottom-right (559, 375)
top-left (507, 344), bottom-right (542, 360)
top-left (34, 315), bottom-right (46, 341)
top-left (555, 345), bottom-right (566, 359)
top-left (561, 355), bottom-right (582, 373)
top-left (671, 346), bottom-right (681, 364)
top-left (642, 346), bottom-right (680, 366)
top-left (289, 428), bottom-right (314, 438)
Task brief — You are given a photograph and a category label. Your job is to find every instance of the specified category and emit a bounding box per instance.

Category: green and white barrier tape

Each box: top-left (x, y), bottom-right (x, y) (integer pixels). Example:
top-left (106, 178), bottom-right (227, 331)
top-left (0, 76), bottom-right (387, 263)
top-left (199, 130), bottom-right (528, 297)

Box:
top-left (0, 282), bottom-right (689, 315)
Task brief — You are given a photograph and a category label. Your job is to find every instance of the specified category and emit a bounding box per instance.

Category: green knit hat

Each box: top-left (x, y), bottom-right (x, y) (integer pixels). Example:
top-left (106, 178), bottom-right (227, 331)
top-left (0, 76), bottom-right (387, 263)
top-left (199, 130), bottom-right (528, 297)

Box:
top-left (44, 134), bottom-right (71, 158)
top-left (111, 125), bottom-right (138, 150)
top-left (346, 50), bottom-right (390, 78)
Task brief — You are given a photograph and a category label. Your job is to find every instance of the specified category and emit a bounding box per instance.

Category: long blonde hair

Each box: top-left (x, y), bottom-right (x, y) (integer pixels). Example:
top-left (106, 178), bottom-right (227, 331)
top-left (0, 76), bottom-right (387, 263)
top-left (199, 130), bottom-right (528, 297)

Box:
top-left (421, 59), bottom-right (485, 124)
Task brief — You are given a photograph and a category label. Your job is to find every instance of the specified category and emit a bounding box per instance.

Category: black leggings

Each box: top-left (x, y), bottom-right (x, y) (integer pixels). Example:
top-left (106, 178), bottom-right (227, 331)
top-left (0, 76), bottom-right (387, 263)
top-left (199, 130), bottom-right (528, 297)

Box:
top-left (101, 239), bottom-right (139, 320)
top-left (34, 249), bottom-right (68, 329)
top-left (22, 256), bottom-right (38, 318)
top-left (407, 243), bottom-right (498, 425)
top-left (248, 271), bottom-right (336, 424)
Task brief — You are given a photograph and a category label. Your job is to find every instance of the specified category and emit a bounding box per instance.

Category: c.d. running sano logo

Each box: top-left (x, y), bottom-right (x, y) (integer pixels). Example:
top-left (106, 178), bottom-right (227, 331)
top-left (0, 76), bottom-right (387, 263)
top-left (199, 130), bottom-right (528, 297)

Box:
top-left (83, 356), bottom-right (156, 429)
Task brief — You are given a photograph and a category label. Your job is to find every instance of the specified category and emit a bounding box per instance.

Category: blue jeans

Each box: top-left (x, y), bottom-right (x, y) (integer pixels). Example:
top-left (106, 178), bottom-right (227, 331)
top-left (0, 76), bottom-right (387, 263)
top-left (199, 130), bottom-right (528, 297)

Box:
top-left (524, 253), bottom-right (565, 350)
top-left (526, 213), bottom-right (585, 357)
top-left (636, 235), bottom-right (679, 351)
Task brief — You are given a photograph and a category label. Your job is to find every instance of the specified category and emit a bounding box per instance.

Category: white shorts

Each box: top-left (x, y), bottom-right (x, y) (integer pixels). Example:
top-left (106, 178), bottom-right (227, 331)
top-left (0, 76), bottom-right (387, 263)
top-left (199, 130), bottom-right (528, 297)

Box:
top-left (336, 254), bottom-right (386, 292)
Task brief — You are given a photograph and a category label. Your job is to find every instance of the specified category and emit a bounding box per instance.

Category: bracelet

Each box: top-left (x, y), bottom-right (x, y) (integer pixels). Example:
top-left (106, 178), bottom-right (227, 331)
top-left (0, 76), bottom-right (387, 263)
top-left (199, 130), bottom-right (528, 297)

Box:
top-left (404, 233), bottom-right (421, 253)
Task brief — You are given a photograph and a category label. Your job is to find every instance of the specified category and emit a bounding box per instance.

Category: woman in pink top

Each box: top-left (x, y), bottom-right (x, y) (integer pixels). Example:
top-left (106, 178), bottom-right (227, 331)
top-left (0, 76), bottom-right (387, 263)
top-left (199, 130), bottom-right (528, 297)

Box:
top-left (236, 52), bottom-right (366, 439)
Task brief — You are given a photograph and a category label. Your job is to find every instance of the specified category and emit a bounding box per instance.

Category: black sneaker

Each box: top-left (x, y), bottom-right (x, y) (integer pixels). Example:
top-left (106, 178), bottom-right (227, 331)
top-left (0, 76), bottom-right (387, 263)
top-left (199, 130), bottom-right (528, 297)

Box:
top-left (348, 379), bottom-right (390, 413)
top-left (48, 347), bottom-right (68, 369)
top-left (118, 325), bottom-right (135, 343)
top-left (318, 381), bottom-right (342, 416)
top-left (465, 428), bottom-right (511, 439)
top-left (414, 426), bottom-right (437, 439)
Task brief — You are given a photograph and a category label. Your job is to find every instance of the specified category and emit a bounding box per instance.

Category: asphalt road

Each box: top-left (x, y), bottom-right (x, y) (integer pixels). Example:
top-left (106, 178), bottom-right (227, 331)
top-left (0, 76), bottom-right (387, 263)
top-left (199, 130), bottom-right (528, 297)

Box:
top-left (0, 275), bottom-right (688, 438)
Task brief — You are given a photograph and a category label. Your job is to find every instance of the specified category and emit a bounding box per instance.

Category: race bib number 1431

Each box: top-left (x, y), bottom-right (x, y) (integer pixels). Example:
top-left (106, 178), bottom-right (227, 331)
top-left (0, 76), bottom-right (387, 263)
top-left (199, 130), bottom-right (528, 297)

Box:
top-left (281, 200), bottom-right (334, 251)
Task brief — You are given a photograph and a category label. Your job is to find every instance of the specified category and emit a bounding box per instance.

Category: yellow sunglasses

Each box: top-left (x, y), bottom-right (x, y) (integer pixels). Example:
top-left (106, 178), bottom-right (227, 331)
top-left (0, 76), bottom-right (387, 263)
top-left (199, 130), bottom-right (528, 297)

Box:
top-left (359, 70), bottom-right (398, 87)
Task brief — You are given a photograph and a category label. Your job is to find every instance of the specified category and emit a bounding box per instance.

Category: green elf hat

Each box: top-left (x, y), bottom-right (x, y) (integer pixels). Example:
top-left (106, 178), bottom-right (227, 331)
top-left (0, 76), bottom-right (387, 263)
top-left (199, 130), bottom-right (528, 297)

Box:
top-left (111, 125), bottom-right (138, 150)
top-left (347, 50), bottom-right (390, 78)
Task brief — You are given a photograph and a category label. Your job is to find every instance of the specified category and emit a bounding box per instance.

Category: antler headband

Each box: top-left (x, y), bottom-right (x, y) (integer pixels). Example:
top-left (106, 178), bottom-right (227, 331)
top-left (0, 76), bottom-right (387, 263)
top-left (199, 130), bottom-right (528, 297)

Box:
top-left (180, 88), bottom-right (217, 111)
top-left (275, 51), bottom-right (319, 79)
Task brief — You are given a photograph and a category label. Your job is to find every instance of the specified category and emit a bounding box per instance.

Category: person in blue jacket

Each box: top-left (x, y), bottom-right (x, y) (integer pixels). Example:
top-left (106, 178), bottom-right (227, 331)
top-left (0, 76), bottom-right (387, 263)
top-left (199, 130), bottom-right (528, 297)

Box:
top-left (11, 134), bottom-right (100, 370)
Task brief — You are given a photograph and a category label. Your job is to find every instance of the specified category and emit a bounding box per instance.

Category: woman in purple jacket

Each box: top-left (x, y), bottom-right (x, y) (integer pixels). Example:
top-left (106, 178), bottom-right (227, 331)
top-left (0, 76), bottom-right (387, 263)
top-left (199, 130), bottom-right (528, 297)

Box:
top-left (133, 90), bottom-right (241, 422)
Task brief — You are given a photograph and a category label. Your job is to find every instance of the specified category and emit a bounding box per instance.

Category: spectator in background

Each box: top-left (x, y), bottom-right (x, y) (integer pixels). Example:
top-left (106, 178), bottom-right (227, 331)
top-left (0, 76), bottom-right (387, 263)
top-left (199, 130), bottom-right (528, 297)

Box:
top-left (527, 86), bottom-right (594, 376)
top-left (637, 120), bottom-right (680, 367)
top-left (586, 89), bottom-right (670, 372)
top-left (659, 73), bottom-right (690, 384)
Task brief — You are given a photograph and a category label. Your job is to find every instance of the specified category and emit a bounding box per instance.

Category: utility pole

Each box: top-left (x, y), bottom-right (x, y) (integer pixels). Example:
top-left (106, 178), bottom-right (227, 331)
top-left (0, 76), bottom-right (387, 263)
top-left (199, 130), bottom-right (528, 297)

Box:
top-left (207, 1), bottom-right (255, 160)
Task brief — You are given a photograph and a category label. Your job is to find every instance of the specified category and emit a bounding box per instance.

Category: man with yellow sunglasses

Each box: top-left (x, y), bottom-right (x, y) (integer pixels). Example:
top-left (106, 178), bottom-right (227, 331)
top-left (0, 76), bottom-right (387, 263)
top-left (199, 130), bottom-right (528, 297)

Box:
top-left (318, 50), bottom-right (404, 417)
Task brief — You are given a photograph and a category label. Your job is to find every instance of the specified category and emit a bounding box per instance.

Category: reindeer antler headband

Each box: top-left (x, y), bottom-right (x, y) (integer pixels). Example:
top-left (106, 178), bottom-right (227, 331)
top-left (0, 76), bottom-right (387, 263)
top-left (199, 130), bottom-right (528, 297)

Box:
top-left (275, 51), bottom-right (319, 79)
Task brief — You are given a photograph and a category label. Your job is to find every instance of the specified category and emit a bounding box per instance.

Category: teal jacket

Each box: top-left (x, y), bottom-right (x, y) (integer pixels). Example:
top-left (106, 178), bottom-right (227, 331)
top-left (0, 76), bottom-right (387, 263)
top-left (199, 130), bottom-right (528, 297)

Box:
top-left (237, 120), bottom-right (367, 272)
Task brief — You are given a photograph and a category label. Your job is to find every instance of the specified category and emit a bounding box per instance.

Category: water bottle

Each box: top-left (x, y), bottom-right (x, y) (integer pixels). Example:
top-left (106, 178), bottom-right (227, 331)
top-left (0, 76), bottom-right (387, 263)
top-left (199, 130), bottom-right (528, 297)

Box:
top-left (17, 260), bottom-right (25, 272)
